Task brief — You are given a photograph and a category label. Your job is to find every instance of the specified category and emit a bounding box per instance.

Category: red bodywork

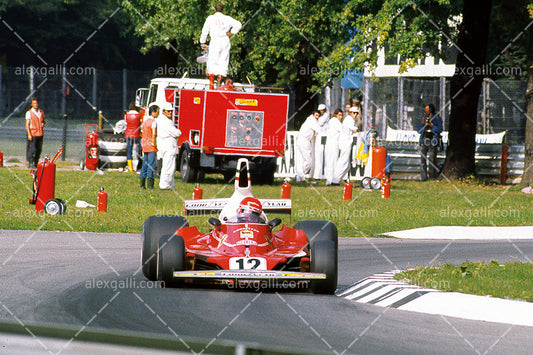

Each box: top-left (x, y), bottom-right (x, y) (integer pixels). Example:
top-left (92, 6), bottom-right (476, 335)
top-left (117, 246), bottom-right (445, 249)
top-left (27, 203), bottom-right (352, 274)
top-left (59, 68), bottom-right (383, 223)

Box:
top-left (174, 222), bottom-right (310, 273)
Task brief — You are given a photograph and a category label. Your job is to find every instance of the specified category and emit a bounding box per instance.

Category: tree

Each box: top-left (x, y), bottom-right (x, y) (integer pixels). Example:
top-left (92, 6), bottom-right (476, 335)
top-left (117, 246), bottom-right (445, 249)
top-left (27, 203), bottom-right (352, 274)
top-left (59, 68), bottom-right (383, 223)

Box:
top-left (0, 0), bottom-right (156, 69)
top-left (121, 0), bottom-right (347, 126)
top-left (316, 0), bottom-right (496, 180)
top-left (524, 4), bottom-right (533, 184)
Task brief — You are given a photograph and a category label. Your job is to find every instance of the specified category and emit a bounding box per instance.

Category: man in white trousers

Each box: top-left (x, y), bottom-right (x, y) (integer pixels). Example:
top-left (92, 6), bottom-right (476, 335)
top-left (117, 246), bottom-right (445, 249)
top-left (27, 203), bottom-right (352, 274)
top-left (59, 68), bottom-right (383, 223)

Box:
top-left (200, 3), bottom-right (242, 85)
top-left (324, 109), bottom-right (344, 185)
top-left (157, 102), bottom-right (181, 190)
top-left (295, 111), bottom-right (321, 182)
top-left (332, 106), bottom-right (360, 184)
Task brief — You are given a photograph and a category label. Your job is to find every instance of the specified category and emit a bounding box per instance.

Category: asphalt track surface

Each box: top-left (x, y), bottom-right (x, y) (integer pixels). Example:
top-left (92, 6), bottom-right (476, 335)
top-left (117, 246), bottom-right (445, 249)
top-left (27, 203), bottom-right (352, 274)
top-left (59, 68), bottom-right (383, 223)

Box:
top-left (2, 229), bottom-right (533, 354)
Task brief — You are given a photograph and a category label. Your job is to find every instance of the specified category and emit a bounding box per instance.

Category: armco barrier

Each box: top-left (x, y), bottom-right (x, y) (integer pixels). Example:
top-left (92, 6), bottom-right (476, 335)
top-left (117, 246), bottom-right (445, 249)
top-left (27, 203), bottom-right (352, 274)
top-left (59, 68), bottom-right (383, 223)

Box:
top-left (275, 131), bottom-right (524, 184)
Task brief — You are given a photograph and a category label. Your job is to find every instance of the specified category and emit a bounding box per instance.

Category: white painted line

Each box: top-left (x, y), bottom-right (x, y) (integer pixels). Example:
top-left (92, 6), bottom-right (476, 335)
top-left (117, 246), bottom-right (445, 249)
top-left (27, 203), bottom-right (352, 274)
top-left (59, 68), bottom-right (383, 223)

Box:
top-left (399, 292), bottom-right (533, 327)
top-left (383, 226), bottom-right (533, 240)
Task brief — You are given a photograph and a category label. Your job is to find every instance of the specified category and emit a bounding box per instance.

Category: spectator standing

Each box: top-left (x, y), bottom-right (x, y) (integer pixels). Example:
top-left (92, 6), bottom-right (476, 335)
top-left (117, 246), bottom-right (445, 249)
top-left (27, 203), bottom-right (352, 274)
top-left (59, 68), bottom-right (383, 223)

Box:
top-left (332, 106), bottom-right (360, 184)
top-left (124, 102), bottom-right (142, 172)
top-left (25, 99), bottom-right (45, 169)
top-left (200, 3), bottom-right (242, 86)
top-left (295, 111), bottom-right (321, 182)
top-left (157, 102), bottom-right (182, 190)
top-left (417, 104), bottom-right (443, 181)
top-left (140, 105), bottom-right (158, 189)
top-left (324, 109), bottom-right (344, 185)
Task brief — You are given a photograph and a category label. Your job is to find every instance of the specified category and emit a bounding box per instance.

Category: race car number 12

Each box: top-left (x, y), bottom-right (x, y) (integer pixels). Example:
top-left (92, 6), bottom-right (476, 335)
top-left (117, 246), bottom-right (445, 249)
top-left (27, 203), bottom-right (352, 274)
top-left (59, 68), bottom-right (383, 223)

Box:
top-left (229, 257), bottom-right (267, 270)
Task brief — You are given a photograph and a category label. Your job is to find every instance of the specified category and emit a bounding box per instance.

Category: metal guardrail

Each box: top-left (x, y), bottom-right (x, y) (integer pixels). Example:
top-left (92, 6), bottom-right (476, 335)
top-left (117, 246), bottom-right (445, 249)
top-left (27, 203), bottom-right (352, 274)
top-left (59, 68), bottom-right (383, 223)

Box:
top-left (0, 320), bottom-right (315, 355)
top-left (381, 141), bottom-right (524, 184)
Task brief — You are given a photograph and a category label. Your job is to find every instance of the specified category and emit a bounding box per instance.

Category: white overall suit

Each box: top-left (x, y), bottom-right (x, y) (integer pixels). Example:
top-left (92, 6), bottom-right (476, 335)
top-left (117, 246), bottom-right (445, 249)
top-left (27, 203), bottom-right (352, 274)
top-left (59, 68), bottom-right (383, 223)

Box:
top-left (157, 115), bottom-right (181, 189)
top-left (200, 12), bottom-right (242, 76)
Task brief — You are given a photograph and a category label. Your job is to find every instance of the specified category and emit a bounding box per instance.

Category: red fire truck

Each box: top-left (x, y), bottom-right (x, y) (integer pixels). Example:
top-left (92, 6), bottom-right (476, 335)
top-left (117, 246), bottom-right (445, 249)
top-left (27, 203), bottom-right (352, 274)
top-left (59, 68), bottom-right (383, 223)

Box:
top-left (136, 78), bottom-right (289, 184)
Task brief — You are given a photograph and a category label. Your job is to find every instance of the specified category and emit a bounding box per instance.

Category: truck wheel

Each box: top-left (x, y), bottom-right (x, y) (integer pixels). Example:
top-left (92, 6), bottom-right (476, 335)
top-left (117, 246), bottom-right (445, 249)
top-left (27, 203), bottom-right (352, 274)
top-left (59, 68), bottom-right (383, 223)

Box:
top-left (293, 220), bottom-right (338, 249)
top-left (310, 240), bottom-right (338, 294)
top-left (180, 151), bottom-right (197, 183)
top-left (141, 215), bottom-right (188, 281)
top-left (157, 234), bottom-right (186, 285)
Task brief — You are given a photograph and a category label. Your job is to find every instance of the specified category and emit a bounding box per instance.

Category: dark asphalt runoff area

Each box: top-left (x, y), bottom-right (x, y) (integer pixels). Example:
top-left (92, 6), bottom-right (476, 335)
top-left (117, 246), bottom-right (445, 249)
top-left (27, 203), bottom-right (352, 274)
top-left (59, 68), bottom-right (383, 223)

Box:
top-left (1, 229), bottom-right (533, 354)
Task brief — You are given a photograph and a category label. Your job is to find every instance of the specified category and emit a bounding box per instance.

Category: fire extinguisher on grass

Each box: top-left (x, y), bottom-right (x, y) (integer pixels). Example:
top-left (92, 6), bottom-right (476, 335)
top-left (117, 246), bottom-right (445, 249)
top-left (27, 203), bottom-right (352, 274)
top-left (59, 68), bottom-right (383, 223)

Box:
top-left (381, 176), bottom-right (391, 199)
top-left (98, 187), bottom-right (107, 212)
top-left (193, 184), bottom-right (203, 200)
top-left (281, 178), bottom-right (291, 199)
top-left (343, 180), bottom-right (353, 201)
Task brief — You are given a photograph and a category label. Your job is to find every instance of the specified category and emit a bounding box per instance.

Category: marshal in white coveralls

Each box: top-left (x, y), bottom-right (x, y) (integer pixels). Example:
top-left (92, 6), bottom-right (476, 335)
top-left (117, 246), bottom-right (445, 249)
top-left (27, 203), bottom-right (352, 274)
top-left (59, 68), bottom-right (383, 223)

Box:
top-left (156, 107), bottom-right (182, 190)
top-left (200, 12), bottom-right (242, 76)
top-left (324, 113), bottom-right (343, 185)
top-left (295, 113), bottom-right (321, 182)
top-left (332, 108), bottom-right (359, 184)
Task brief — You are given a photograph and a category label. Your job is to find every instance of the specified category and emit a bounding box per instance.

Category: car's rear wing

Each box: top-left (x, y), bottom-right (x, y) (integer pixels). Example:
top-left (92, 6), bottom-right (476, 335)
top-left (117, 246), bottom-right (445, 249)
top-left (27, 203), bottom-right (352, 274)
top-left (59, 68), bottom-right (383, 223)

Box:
top-left (183, 198), bottom-right (292, 216)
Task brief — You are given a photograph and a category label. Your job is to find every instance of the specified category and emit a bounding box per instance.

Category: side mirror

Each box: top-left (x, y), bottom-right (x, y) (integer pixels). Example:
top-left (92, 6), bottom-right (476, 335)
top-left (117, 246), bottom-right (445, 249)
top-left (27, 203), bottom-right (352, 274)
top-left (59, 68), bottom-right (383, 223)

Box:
top-left (209, 217), bottom-right (222, 231)
top-left (268, 218), bottom-right (282, 231)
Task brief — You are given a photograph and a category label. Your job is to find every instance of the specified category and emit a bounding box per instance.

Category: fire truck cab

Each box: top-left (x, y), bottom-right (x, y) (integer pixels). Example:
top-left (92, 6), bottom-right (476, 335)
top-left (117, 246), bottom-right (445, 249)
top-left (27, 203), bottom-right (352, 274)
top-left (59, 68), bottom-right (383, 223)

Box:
top-left (136, 77), bottom-right (289, 184)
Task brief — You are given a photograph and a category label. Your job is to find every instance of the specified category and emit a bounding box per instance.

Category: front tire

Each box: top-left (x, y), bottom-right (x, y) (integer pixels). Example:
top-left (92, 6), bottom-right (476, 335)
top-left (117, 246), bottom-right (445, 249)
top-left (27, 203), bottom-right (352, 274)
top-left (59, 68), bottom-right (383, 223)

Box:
top-left (310, 240), bottom-right (338, 294)
top-left (157, 234), bottom-right (186, 284)
top-left (141, 215), bottom-right (188, 281)
top-left (293, 220), bottom-right (338, 249)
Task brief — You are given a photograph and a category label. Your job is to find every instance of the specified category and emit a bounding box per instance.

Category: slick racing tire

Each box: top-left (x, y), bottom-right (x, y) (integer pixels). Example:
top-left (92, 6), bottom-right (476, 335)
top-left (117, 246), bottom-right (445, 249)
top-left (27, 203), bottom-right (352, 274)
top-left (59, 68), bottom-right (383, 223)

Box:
top-left (293, 220), bottom-right (338, 249)
top-left (157, 234), bottom-right (186, 285)
top-left (141, 215), bottom-right (188, 281)
top-left (310, 240), bottom-right (338, 295)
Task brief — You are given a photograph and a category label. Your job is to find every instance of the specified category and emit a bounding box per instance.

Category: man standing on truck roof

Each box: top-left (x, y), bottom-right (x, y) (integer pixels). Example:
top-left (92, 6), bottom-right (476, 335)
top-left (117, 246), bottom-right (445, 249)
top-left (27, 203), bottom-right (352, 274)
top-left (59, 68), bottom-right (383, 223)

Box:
top-left (200, 3), bottom-right (242, 86)
top-left (157, 102), bottom-right (181, 190)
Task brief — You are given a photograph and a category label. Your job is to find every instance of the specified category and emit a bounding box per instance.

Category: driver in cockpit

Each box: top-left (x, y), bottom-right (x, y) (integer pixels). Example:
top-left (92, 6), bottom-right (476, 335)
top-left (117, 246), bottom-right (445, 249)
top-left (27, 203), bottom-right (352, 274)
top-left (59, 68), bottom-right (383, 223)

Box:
top-left (226, 197), bottom-right (267, 223)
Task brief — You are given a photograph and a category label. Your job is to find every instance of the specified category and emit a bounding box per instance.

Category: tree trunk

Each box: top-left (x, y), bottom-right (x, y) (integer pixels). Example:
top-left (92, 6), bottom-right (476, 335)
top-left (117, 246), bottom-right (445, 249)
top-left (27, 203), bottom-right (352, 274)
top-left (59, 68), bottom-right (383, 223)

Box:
top-left (441, 0), bottom-right (492, 180)
top-left (523, 26), bottom-right (533, 185)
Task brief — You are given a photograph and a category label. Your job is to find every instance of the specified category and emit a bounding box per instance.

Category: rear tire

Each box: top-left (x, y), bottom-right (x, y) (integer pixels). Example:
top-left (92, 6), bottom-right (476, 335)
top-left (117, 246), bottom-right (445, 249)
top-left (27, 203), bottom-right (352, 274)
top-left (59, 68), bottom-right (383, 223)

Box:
top-left (141, 215), bottom-right (188, 281)
top-left (157, 234), bottom-right (186, 284)
top-left (310, 240), bottom-right (338, 294)
top-left (293, 220), bottom-right (338, 249)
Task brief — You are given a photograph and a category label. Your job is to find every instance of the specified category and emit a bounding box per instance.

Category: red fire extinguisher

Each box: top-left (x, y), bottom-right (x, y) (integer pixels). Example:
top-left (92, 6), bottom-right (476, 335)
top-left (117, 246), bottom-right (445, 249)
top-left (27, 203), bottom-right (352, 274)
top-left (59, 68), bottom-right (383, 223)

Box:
top-left (98, 187), bottom-right (107, 212)
top-left (343, 180), bottom-right (353, 201)
top-left (0, 151), bottom-right (3, 167)
top-left (192, 184), bottom-right (203, 200)
top-left (281, 178), bottom-right (291, 199)
top-left (381, 176), bottom-right (391, 199)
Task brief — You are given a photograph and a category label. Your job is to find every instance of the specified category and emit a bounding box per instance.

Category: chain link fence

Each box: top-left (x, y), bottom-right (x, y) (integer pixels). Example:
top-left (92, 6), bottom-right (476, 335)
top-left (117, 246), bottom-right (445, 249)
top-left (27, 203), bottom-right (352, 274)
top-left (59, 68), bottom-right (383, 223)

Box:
top-left (360, 77), bottom-right (526, 144)
top-left (0, 66), bottom-right (155, 161)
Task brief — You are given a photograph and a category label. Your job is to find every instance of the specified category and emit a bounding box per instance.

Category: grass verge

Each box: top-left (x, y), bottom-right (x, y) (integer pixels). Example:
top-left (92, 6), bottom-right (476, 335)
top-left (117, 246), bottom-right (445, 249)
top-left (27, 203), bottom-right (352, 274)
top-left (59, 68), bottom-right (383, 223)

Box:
top-left (394, 261), bottom-right (533, 302)
top-left (0, 165), bottom-right (531, 235)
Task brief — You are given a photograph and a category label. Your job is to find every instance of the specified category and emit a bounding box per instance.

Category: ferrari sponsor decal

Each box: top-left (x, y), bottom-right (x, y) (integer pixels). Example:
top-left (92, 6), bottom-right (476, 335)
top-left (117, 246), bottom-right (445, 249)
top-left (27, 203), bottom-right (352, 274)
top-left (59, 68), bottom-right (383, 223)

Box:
top-left (229, 257), bottom-right (267, 270)
top-left (281, 272), bottom-right (325, 279)
top-left (222, 270), bottom-right (275, 277)
top-left (235, 98), bottom-right (258, 106)
top-left (193, 97), bottom-right (201, 104)
top-left (240, 230), bottom-right (254, 239)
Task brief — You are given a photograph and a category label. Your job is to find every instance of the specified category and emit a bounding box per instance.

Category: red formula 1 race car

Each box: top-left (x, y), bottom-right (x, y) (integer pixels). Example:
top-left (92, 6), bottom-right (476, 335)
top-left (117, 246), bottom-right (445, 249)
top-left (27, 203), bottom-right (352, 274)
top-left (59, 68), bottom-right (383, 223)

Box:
top-left (141, 159), bottom-right (338, 294)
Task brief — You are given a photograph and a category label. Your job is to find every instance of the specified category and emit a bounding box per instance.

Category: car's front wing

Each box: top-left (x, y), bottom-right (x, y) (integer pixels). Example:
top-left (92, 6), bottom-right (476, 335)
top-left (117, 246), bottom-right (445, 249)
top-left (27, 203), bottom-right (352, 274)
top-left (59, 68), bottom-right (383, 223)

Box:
top-left (172, 270), bottom-right (325, 280)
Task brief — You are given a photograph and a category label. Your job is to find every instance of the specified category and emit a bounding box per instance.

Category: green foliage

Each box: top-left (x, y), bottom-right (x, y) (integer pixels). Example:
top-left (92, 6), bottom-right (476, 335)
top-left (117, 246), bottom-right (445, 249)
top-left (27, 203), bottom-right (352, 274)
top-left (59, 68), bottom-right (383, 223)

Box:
top-left (396, 261), bottom-right (533, 302)
top-left (121, 0), bottom-right (346, 87)
top-left (315, 0), bottom-right (462, 85)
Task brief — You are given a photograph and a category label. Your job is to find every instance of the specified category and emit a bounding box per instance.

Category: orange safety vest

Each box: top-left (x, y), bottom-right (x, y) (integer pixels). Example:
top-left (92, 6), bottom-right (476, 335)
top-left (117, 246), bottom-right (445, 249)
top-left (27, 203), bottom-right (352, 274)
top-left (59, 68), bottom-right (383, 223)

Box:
top-left (28, 109), bottom-right (44, 137)
top-left (142, 117), bottom-right (157, 153)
